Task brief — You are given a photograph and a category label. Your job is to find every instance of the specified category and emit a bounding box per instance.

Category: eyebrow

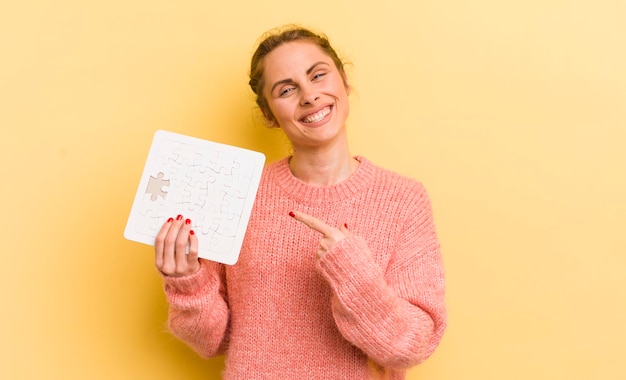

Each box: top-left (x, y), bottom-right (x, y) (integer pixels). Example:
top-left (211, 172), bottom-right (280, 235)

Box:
top-left (270, 61), bottom-right (330, 94)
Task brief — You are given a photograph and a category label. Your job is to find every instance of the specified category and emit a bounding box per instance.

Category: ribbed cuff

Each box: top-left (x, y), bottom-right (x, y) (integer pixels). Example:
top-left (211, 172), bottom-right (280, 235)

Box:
top-left (316, 236), bottom-right (391, 309)
top-left (161, 261), bottom-right (213, 295)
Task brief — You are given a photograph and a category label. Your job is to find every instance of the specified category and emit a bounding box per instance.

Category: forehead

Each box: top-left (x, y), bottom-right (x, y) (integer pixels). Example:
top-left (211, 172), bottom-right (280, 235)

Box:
top-left (262, 41), bottom-right (333, 79)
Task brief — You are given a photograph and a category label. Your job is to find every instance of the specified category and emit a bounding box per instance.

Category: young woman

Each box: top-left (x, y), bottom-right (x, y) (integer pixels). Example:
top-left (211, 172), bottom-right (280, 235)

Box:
top-left (154, 26), bottom-right (446, 379)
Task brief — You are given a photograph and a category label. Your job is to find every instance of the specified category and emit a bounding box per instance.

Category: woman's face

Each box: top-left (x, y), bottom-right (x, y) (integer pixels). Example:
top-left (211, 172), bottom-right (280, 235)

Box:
top-left (261, 41), bottom-right (350, 150)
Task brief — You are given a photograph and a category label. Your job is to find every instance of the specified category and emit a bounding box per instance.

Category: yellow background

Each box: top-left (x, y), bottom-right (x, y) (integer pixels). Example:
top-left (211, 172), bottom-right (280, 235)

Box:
top-left (1, 0), bottom-right (624, 379)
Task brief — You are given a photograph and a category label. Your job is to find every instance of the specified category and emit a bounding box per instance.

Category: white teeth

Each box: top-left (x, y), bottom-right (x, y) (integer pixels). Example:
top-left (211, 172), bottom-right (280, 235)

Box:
top-left (302, 107), bottom-right (330, 123)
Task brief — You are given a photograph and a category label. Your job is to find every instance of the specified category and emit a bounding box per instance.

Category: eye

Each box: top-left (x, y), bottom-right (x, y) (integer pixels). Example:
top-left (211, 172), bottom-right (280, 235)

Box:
top-left (279, 86), bottom-right (296, 97)
top-left (312, 72), bottom-right (327, 81)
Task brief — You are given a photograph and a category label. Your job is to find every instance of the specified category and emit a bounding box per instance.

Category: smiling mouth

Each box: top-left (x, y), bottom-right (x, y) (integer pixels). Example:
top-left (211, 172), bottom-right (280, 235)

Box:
top-left (301, 106), bottom-right (331, 123)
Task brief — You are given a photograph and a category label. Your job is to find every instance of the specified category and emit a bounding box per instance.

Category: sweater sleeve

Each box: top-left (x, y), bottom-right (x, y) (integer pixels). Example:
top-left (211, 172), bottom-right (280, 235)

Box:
top-left (316, 184), bottom-right (446, 369)
top-left (161, 260), bottom-right (230, 358)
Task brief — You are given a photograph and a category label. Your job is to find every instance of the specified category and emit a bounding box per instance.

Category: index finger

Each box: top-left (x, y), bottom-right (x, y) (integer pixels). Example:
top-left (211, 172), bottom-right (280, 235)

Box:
top-left (290, 211), bottom-right (334, 236)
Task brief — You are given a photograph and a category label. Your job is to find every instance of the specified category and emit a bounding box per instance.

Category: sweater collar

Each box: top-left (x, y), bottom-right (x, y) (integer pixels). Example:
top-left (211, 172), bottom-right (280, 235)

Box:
top-left (269, 156), bottom-right (376, 204)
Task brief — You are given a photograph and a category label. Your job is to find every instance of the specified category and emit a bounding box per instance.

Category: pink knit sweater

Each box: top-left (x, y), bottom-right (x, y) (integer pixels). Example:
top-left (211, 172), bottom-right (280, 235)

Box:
top-left (162, 156), bottom-right (446, 379)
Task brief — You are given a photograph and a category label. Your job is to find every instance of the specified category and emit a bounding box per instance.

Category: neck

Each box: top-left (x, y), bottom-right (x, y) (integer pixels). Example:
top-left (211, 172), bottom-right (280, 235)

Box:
top-left (289, 140), bottom-right (357, 186)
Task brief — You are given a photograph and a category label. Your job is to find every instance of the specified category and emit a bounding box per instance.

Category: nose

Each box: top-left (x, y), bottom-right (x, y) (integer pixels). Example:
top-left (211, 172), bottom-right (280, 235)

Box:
top-left (300, 86), bottom-right (319, 105)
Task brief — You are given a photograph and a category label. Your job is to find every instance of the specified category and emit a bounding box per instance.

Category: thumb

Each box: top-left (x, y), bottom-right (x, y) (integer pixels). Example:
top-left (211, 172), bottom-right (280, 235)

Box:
top-left (341, 223), bottom-right (350, 234)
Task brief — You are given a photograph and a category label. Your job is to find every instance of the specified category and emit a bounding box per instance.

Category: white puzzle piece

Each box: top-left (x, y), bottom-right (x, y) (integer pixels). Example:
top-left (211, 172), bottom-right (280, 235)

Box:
top-left (124, 130), bottom-right (265, 265)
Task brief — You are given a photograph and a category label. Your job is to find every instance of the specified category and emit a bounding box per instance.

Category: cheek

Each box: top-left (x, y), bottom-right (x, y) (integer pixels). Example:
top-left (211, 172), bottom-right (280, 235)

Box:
top-left (328, 80), bottom-right (350, 99)
top-left (268, 100), bottom-right (293, 122)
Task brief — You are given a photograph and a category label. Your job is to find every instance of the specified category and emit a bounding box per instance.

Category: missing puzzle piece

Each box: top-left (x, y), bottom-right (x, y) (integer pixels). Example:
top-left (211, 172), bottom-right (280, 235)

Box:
top-left (146, 172), bottom-right (170, 201)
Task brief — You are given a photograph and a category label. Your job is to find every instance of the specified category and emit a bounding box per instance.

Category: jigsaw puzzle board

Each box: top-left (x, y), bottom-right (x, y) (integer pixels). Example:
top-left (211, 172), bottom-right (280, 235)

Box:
top-left (124, 130), bottom-right (265, 265)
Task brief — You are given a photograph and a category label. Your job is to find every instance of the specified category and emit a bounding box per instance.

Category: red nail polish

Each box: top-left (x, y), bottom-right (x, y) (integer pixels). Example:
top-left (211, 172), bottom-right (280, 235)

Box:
top-left (289, 211), bottom-right (295, 218)
top-left (185, 218), bottom-right (191, 225)
top-left (176, 214), bottom-right (183, 220)
top-left (190, 230), bottom-right (195, 235)
top-left (167, 217), bottom-right (174, 223)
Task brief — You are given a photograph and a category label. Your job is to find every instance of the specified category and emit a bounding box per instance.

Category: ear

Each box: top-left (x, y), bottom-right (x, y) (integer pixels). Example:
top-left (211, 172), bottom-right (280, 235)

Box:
top-left (262, 109), bottom-right (278, 128)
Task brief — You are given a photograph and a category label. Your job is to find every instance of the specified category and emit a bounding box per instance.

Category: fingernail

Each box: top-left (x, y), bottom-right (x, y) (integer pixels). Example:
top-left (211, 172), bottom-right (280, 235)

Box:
top-left (190, 230), bottom-right (195, 235)
top-left (185, 218), bottom-right (191, 225)
top-left (176, 214), bottom-right (183, 220)
top-left (289, 211), bottom-right (295, 218)
top-left (344, 223), bottom-right (348, 229)
top-left (167, 217), bottom-right (174, 223)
